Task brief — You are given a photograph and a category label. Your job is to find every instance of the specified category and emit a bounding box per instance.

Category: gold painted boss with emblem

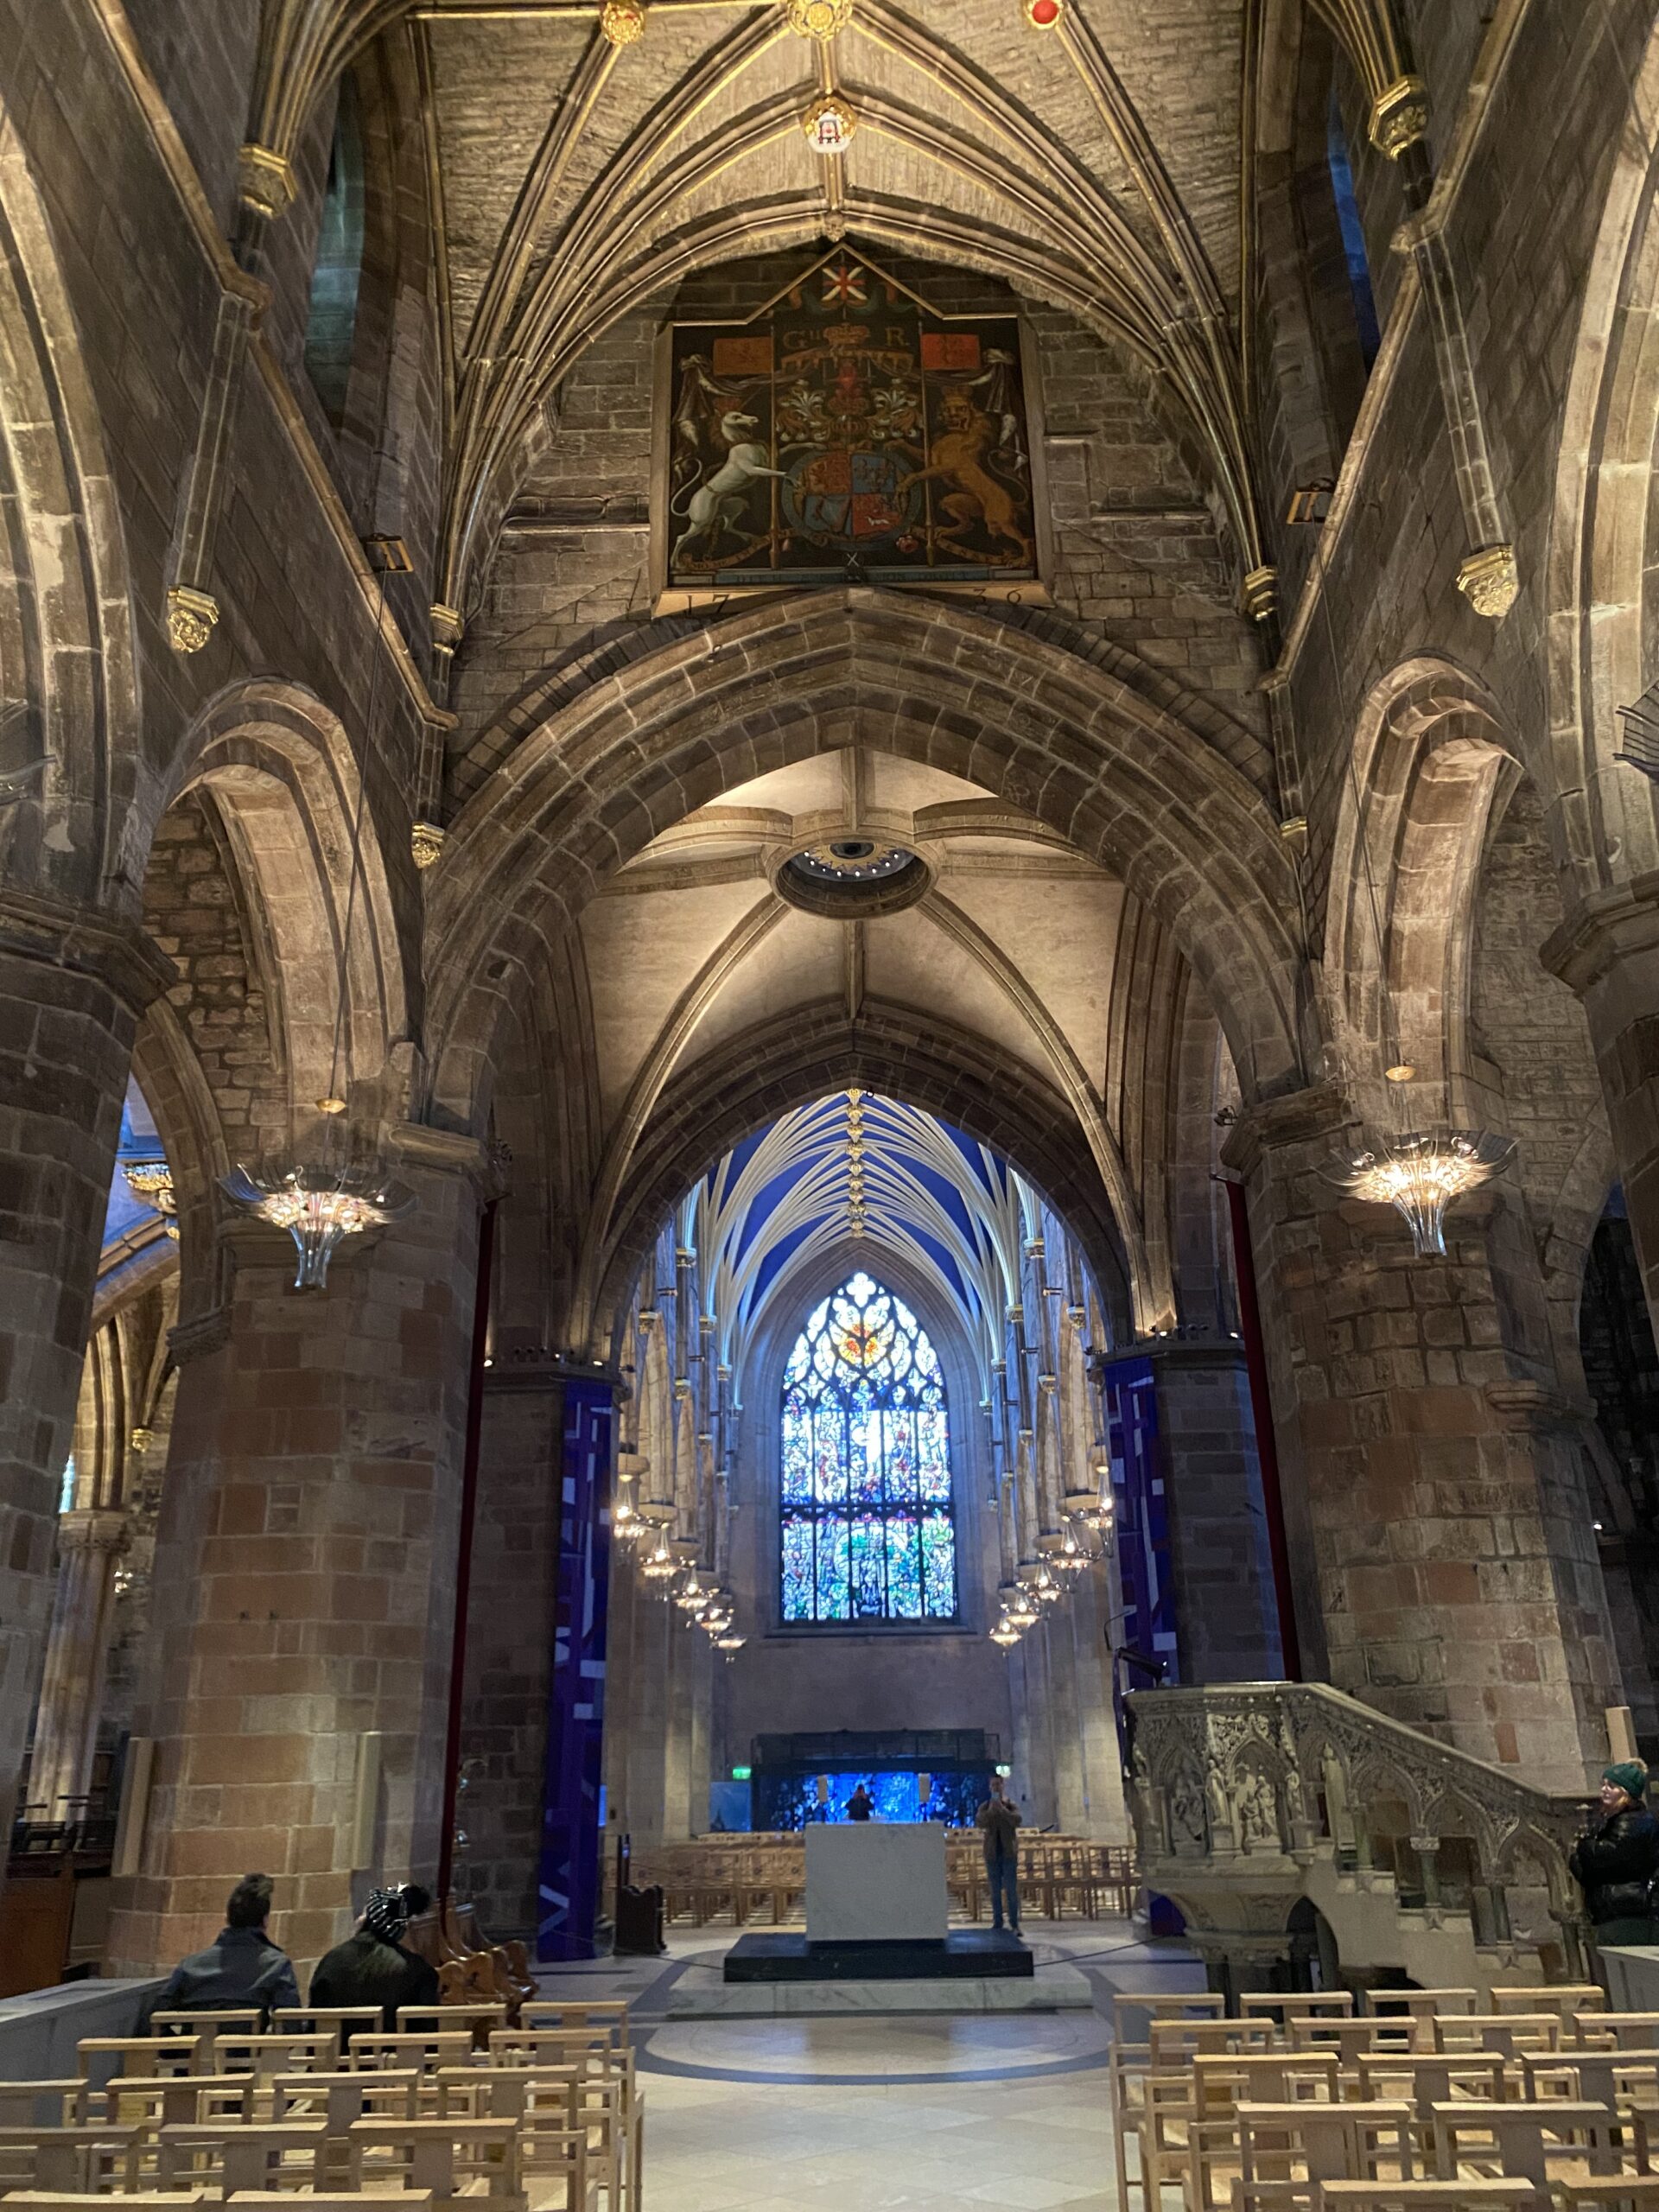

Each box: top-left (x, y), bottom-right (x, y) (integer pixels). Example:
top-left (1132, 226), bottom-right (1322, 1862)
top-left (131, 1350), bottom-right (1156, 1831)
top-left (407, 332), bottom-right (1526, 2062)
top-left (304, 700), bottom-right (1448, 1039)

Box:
top-left (783, 0), bottom-right (855, 33)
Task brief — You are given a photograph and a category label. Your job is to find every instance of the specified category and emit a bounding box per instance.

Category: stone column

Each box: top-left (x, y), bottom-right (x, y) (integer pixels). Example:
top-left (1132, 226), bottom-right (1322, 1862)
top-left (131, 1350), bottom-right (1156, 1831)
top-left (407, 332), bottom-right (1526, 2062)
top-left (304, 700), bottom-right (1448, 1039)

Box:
top-left (0, 896), bottom-right (171, 1861)
top-left (27, 1508), bottom-right (130, 1822)
top-left (105, 1132), bottom-right (486, 1978)
top-left (1096, 1341), bottom-right (1285, 1685)
top-left (1224, 1086), bottom-right (1619, 1790)
top-left (457, 1375), bottom-right (563, 1940)
top-left (1545, 884), bottom-right (1659, 1339)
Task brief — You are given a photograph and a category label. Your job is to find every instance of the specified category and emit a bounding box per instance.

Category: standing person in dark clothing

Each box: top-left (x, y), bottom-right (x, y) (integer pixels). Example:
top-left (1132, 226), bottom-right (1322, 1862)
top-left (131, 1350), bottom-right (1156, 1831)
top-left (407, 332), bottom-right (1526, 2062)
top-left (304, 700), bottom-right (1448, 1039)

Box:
top-left (1570, 1763), bottom-right (1659, 1946)
top-left (308, 1884), bottom-right (440, 2031)
top-left (141, 1873), bottom-right (299, 2025)
top-left (845, 1783), bottom-right (874, 1822)
top-left (976, 1775), bottom-right (1023, 1936)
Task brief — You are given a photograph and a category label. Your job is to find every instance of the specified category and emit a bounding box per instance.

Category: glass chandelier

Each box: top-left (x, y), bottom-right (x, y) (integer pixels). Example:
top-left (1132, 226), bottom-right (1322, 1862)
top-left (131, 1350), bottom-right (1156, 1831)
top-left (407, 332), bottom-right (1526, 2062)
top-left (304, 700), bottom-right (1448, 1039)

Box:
top-left (989, 1614), bottom-right (1021, 1649)
top-left (221, 1162), bottom-right (413, 1291)
top-left (220, 552), bottom-right (415, 1289)
top-left (1325, 1128), bottom-right (1515, 1258)
top-left (641, 1535), bottom-right (677, 1584)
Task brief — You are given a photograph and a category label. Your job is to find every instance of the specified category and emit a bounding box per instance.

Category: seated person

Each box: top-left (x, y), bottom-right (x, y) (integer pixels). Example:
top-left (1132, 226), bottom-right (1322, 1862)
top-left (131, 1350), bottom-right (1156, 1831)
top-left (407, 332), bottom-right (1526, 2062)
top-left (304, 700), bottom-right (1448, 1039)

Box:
top-left (308, 1882), bottom-right (441, 2031)
top-left (142, 1872), bottom-right (300, 2026)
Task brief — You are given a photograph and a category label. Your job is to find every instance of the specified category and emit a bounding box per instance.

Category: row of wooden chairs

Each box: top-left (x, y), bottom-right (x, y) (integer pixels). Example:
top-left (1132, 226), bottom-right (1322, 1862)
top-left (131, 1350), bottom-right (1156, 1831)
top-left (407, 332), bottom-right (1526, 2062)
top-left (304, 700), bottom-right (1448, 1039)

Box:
top-left (0, 1999), bottom-right (640, 2210)
top-left (1109, 1982), bottom-right (1659, 2212)
top-left (625, 1833), bottom-right (1135, 1925)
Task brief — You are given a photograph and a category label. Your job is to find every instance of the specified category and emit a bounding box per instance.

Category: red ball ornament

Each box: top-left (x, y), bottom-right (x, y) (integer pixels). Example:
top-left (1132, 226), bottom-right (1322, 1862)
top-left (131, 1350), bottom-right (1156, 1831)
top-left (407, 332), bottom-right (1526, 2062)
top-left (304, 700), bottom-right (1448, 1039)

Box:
top-left (1025, 0), bottom-right (1062, 24)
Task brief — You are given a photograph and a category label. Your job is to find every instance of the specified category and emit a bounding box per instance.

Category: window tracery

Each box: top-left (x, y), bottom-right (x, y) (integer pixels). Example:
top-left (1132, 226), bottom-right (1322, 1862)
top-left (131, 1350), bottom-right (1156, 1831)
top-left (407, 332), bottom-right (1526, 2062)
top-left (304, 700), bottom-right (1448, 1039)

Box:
top-left (779, 1271), bottom-right (957, 1624)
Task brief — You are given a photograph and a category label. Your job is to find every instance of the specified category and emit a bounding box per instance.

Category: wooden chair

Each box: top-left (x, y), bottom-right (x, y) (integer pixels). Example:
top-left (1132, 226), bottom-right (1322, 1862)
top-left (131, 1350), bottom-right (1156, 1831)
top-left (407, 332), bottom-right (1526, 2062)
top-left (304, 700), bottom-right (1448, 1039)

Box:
top-left (0, 2195), bottom-right (208, 2212)
top-left (1291, 2017), bottom-right (1418, 2064)
top-left (226, 2196), bottom-right (430, 2212)
top-left (1430, 2098), bottom-right (1622, 2189)
top-left (1186, 2055), bottom-right (1343, 2210)
top-left (215, 2031), bottom-right (338, 2077)
top-left (1312, 2186), bottom-right (1551, 2209)
top-left (1370, 1992), bottom-right (1479, 2043)
top-left (522, 2001), bottom-right (629, 2037)
top-left (0, 2124), bottom-right (143, 2193)
top-left (92, 2071), bottom-right (270, 2133)
top-left (149, 2012), bottom-right (263, 2071)
top-left (344, 2031), bottom-right (474, 2075)
top-left (1240, 1990), bottom-right (1356, 2023)
top-left (156, 2120), bottom-right (329, 2196)
top-left (1492, 1984), bottom-right (1605, 2019)
top-left (268, 2009), bottom-right (381, 2061)
top-left (1433, 2013), bottom-right (1563, 2058)
top-left (78, 2034), bottom-right (207, 2082)
top-left (0, 2082), bottom-right (91, 2128)
top-left (1235, 2097), bottom-right (1416, 2199)
top-left (348, 2116), bottom-right (521, 2207)
top-left (1580, 2015), bottom-right (1659, 2051)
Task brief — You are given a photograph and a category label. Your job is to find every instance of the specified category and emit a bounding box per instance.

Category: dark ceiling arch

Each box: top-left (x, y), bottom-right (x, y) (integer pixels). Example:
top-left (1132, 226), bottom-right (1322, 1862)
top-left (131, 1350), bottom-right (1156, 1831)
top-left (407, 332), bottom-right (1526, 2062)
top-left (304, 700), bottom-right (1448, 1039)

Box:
top-left (582, 995), bottom-right (1135, 1361)
top-left (423, 588), bottom-right (1308, 1129)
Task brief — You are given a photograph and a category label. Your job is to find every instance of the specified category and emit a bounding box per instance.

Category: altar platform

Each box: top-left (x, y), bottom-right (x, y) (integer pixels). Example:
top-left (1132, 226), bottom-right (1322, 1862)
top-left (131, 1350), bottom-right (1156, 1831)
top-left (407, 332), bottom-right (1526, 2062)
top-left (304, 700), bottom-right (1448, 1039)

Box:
top-left (724, 1929), bottom-right (1033, 1981)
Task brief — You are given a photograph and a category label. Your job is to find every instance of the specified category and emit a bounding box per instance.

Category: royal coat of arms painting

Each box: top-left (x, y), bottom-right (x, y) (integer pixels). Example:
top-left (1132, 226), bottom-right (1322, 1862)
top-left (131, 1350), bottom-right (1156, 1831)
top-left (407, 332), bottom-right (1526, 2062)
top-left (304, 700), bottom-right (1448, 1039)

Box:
top-left (655, 252), bottom-right (1047, 602)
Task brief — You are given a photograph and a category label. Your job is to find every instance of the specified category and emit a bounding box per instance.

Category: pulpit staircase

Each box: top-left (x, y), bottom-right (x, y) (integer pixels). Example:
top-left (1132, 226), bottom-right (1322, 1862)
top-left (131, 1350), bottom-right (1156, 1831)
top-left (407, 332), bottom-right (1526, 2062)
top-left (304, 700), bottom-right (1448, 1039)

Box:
top-left (1125, 1682), bottom-right (1599, 1995)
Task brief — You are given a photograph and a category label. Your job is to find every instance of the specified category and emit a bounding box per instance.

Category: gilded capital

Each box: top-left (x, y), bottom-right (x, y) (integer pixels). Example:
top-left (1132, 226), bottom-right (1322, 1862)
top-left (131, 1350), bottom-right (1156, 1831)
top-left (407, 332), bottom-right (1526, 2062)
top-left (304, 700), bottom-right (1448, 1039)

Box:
top-left (1369, 76), bottom-right (1429, 161)
top-left (410, 820), bottom-right (447, 871)
top-left (1456, 543), bottom-right (1520, 621)
top-left (237, 143), bottom-right (297, 219)
top-left (430, 602), bottom-right (466, 659)
top-left (1240, 564), bottom-right (1278, 623)
top-left (166, 586), bottom-right (219, 655)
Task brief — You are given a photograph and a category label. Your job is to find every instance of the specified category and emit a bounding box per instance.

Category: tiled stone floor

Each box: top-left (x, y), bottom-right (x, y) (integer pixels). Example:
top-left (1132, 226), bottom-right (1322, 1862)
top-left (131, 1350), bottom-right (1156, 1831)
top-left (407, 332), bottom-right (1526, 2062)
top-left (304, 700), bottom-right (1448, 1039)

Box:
top-left (535, 1922), bottom-right (1202, 2212)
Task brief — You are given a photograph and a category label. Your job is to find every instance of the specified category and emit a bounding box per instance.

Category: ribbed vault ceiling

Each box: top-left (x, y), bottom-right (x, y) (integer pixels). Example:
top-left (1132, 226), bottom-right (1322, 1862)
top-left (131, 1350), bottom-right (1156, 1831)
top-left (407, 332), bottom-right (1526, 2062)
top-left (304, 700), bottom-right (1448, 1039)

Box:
top-left (692, 1090), bottom-right (1043, 1393)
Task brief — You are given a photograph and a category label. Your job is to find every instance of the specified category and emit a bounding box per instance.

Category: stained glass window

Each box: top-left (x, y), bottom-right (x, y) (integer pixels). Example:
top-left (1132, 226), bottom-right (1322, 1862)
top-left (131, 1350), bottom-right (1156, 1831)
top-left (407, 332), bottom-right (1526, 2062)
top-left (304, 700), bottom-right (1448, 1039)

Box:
top-left (780, 1270), bottom-right (957, 1623)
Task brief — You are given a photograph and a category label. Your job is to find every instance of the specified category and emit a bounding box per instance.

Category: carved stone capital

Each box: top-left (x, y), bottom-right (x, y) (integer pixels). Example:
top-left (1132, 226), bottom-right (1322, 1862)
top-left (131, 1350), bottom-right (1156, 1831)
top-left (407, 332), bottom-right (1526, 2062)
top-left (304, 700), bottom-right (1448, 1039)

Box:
top-left (168, 1306), bottom-right (232, 1366)
top-left (58, 1507), bottom-right (130, 1557)
top-left (600, 0), bottom-right (646, 41)
top-left (237, 143), bottom-right (296, 219)
top-left (1369, 75), bottom-right (1429, 160)
top-left (1240, 564), bottom-right (1278, 622)
top-left (1217, 1081), bottom-right (1351, 1181)
top-left (166, 586), bottom-right (219, 654)
top-left (1456, 543), bottom-right (1520, 621)
top-left (0, 889), bottom-right (175, 1016)
top-left (410, 821), bottom-right (447, 871)
top-left (429, 603), bottom-right (466, 656)
top-left (1541, 871), bottom-right (1659, 995)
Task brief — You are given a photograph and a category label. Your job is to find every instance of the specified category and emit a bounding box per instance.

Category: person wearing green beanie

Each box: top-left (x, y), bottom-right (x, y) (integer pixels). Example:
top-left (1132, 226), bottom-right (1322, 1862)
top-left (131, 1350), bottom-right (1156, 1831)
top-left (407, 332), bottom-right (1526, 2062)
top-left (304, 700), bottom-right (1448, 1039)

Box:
top-left (1570, 1763), bottom-right (1659, 1948)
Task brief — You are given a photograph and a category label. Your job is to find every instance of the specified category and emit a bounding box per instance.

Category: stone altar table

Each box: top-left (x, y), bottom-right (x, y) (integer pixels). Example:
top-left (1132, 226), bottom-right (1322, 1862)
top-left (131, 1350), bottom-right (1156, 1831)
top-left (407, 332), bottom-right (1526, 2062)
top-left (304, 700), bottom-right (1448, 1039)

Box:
top-left (722, 1822), bottom-right (1032, 1982)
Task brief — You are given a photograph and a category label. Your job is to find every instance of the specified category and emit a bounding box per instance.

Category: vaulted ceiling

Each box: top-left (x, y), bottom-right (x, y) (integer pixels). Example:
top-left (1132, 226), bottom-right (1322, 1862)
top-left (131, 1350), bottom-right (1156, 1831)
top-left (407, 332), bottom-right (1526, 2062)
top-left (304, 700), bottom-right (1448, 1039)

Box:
top-left (399, 0), bottom-right (1272, 610)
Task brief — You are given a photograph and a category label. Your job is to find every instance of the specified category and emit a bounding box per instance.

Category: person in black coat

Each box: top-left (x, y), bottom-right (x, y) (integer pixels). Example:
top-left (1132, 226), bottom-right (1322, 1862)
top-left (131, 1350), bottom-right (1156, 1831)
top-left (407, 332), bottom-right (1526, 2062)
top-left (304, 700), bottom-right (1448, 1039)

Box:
top-left (141, 1872), bottom-right (300, 2027)
top-left (308, 1884), bottom-right (440, 2032)
top-left (1569, 1762), bottom-right (1659, 1946)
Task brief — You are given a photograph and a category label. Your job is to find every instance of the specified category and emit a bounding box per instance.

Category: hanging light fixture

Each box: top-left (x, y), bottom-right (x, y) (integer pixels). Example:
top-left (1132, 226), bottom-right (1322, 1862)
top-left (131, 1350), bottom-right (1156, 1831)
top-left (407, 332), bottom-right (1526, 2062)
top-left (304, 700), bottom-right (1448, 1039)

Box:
top-left (1005, 1585), bottom-right (1039, 1630)
top-left (1325, 1128), bottom-right (1516, 1259)
top-left (641, 1535), bottom-right (677, 1584)
top-left (715, 1630), bottom-right (747, 1653)
top-left (990, 1615), bottom-right (1021, 1649)
top-left (675, 1570), bottom-right (709, 1612)
top-left (222, 544), bottom-right (415, 1289)
top-left (222, 1162), bottom-right (413, 1292)
top-left (1056, 1525), bottom-right (1091, 1577)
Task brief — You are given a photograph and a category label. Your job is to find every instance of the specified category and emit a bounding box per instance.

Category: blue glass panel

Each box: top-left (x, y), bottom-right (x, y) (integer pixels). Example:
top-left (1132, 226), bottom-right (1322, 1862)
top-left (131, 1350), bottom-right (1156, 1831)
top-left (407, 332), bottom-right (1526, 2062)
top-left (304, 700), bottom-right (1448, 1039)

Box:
top-left (921, 1511), bottom-right (956, 1617)
top-left (917, 1408), bottom-right (950, 1503)
top-left (782, 1398), bottom-right (812, 1505)
top-left (781, 1515), bottom-right (814, 1621)
top-left (850, 1512), bottom-right (885, 1618)
top-left (884, 1512), bottom-right (923, 1618)
top-left (816, 1515), bottom-right (850, 1618)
